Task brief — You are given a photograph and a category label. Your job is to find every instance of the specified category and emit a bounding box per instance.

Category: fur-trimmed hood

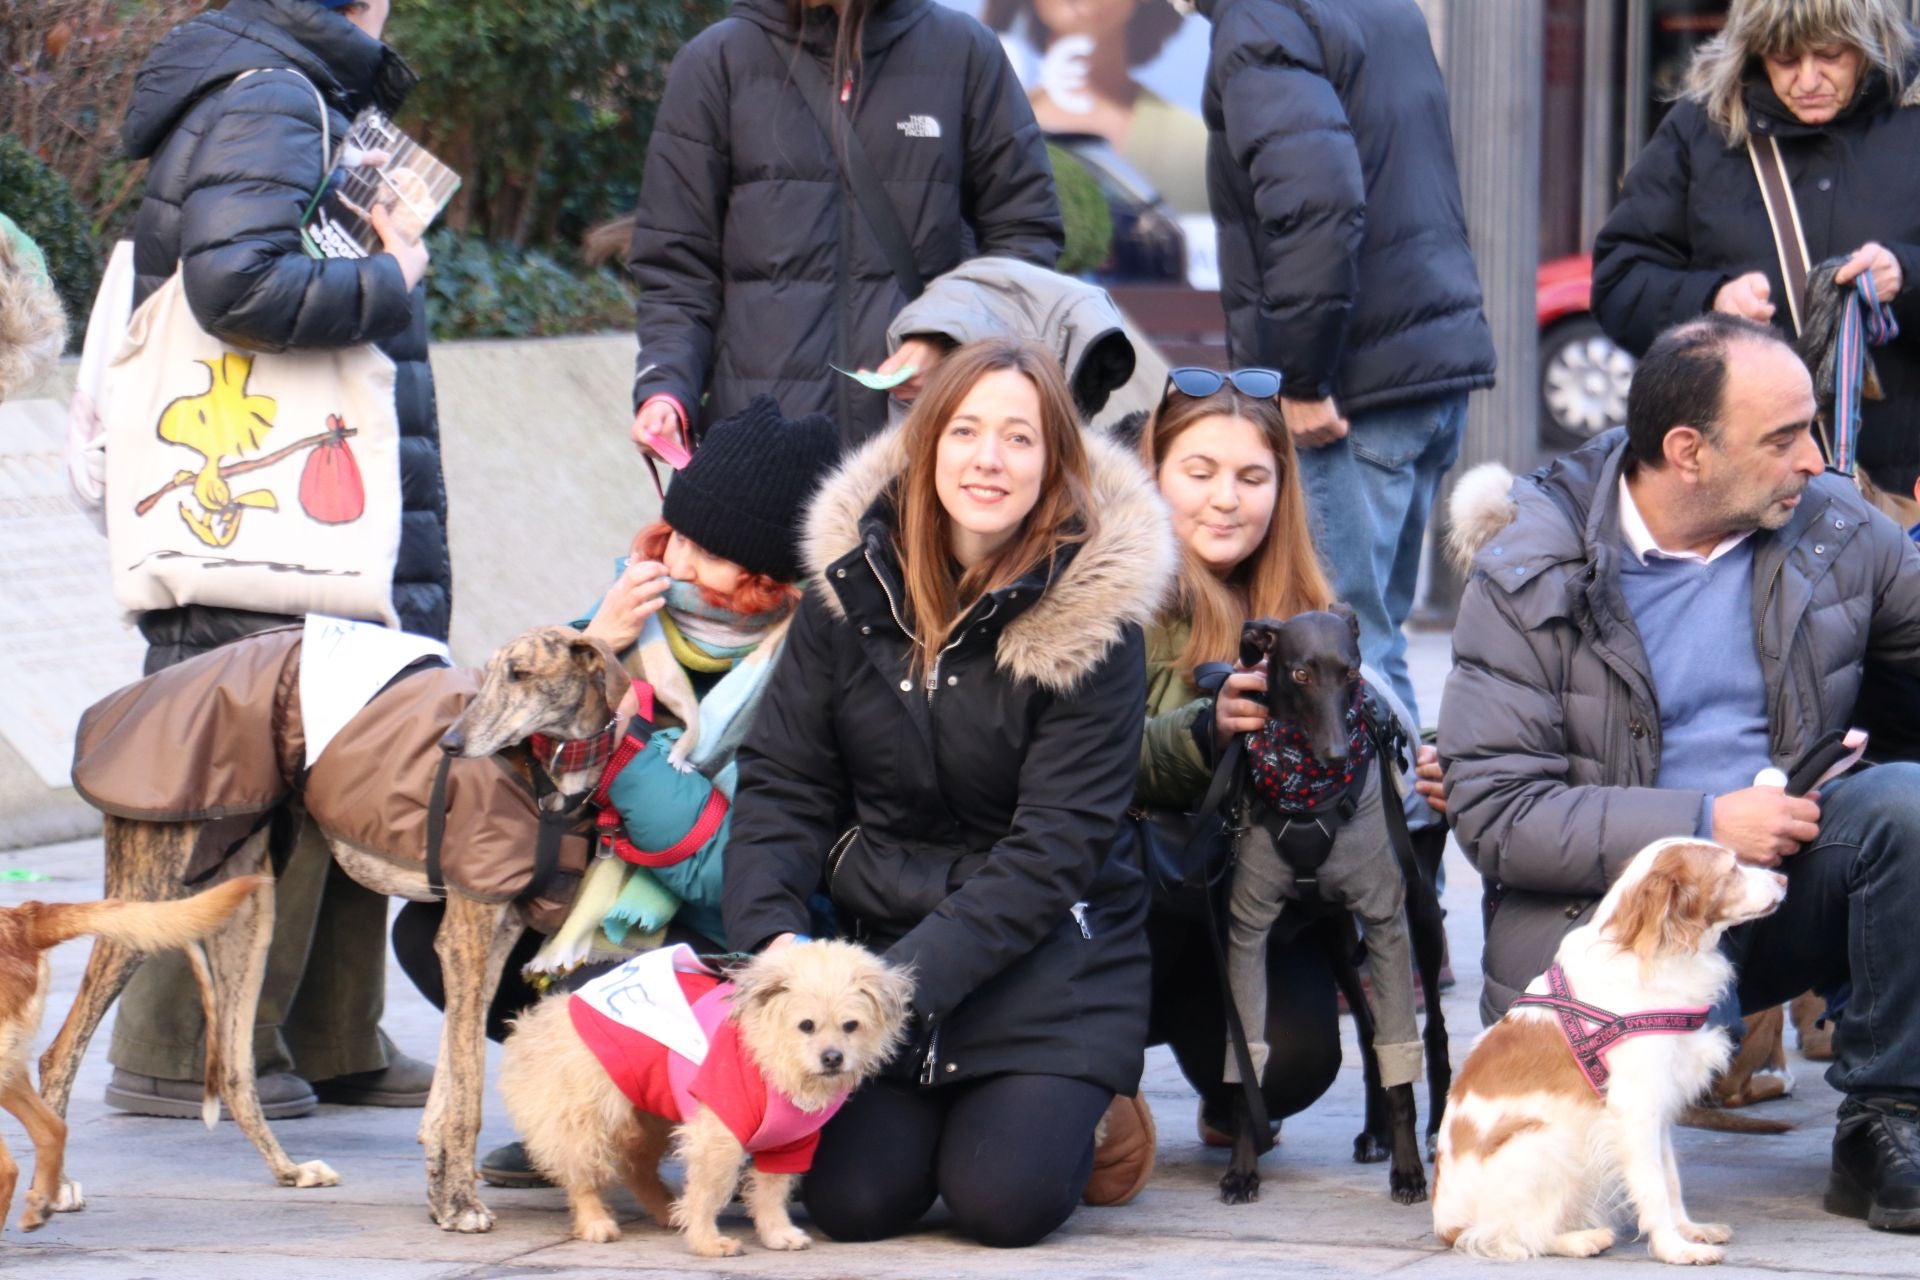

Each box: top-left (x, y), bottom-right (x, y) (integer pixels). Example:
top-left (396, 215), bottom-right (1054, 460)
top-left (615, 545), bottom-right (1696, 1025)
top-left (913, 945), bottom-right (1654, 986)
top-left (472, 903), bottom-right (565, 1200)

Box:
top-left (1444, 460), bottom-right (1520, 572)
top-left (801, 424), bottom-right (1177, 693)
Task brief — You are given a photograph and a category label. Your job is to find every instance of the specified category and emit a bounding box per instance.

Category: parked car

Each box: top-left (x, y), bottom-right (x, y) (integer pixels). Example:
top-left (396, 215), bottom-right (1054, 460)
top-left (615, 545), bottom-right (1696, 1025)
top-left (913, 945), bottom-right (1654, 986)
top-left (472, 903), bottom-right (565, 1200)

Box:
top-left (1047, 133), bottom-right (1187, 285)
top-left (1537, 253), bottom-right (1635, 449)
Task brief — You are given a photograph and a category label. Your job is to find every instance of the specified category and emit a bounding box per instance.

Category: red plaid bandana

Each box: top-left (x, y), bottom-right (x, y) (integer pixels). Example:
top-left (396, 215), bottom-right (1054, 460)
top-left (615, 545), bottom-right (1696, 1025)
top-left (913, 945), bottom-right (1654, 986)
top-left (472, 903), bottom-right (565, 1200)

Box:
top-left (528, 720), bottom-right (620, 784)
top-left (1246, 687), bottom-right (1374, 815)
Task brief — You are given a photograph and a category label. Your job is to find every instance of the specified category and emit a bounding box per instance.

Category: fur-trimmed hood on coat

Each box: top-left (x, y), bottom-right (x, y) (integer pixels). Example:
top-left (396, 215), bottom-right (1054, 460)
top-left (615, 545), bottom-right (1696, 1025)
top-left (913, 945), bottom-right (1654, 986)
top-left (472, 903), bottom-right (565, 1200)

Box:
top-left (800, 424), bottom-right (1178, 694)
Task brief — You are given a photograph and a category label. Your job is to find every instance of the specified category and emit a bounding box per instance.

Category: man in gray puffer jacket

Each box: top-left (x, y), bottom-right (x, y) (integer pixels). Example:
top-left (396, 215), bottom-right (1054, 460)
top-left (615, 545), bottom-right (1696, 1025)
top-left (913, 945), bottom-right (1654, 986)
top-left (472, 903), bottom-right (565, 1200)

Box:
top-left (1441, 313), bottom-right (1920, 1232)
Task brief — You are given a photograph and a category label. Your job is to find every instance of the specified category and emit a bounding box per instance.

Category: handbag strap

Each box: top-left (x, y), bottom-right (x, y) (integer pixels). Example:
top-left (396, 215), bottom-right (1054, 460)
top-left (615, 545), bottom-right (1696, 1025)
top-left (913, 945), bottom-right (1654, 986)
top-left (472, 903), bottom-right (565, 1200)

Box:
top-left (1746, 134), bottom-right (1811, 337)
top-left (762, 29), bottom-right (925, 300)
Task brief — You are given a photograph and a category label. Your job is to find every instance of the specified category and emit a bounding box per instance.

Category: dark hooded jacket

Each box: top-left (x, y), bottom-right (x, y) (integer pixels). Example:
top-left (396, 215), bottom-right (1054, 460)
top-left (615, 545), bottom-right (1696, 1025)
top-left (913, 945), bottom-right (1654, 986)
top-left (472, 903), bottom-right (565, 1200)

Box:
top-left (1591, 68), bottom-right (1920, 478)
top-left (723, 429), bottom-right (1177, 1093)
top-left (122, 0), bottom-right (450, 668)
top-left (1440, 431), bottom-right (1920, 1023)
top-left (1197, 0), bottom-right (1495, 413)
top-left (628, 0), bottom-right (1063, 446)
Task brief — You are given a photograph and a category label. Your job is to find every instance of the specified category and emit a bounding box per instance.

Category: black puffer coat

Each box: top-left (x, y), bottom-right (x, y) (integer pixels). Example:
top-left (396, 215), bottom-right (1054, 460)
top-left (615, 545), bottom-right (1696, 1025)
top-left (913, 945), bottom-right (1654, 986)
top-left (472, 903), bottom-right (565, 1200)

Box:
top-left (1197, 0), bottom-right (1494, 412)
top-left (628, 0), bottom-right (1063, 446)
top-left (723, 430), bottom-right (1177, 1093)
top-left (1592, 71), bottom-right (1920, 475)
top-left (122, 0), bottom-right (450, 668)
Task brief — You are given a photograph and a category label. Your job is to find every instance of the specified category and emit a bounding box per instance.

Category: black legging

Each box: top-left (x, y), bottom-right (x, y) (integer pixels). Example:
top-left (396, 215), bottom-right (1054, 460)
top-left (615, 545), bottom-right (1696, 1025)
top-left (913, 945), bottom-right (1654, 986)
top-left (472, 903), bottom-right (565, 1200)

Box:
top-left (388, 901), bottom-right (718, 1043)
top-left (1146, 910), bottom-right (1341, 1129)
top-left (801, 1073), bottom-right (1112, 1249)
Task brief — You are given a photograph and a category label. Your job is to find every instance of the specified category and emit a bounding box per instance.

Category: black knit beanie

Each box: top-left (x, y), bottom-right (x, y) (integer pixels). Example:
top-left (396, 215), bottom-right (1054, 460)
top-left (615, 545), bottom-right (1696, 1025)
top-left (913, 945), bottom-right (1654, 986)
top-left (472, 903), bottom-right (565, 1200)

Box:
top-left (662, 395), bottom-right (841, 582)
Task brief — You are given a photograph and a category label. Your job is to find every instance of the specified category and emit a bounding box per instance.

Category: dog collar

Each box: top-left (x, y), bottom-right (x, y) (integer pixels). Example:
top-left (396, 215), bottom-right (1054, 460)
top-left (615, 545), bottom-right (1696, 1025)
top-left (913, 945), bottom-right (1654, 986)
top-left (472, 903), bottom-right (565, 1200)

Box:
top-left (529, 719), bottom-right (620, 782)
top-left (1510, 963), bottom-right (1711, 1096)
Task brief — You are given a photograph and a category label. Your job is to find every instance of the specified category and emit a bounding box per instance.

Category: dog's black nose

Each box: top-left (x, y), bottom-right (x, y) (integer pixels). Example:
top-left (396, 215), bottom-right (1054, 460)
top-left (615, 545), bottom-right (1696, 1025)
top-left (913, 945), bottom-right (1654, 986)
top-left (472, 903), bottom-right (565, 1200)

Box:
top-left (819, 1047), bottom-right (844, 1073)
top-left (439, 727), bottom-right (465, 755)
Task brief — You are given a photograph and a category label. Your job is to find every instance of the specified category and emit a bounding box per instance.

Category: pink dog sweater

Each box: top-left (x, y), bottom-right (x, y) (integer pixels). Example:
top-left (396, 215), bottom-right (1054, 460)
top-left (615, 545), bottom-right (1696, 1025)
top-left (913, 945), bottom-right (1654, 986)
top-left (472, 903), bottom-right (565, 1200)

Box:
top-left (568, 971), bottom-right (849, 1174)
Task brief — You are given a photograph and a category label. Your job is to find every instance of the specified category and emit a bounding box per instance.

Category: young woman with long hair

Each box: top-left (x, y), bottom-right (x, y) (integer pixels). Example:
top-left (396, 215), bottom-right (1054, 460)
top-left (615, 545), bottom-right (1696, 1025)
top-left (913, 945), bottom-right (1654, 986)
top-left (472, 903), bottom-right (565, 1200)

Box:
top-left (1131, 372), bottom-right (1360, 1158)
top-left (723, 338), bottom-right (1177, 1246)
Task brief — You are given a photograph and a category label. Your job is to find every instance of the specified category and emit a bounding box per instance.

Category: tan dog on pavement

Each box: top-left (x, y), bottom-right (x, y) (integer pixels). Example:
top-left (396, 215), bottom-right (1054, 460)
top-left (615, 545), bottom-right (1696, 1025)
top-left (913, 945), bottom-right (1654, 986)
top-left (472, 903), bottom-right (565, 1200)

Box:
top-left (0, 877), bottom-right (266, 1233)
top-left (500, 940), bottom-right (912, 1256)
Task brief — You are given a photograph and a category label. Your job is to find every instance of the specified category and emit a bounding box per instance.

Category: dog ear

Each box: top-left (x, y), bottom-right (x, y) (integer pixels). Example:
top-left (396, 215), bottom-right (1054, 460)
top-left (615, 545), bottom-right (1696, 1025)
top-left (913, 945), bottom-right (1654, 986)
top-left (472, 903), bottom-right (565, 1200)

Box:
top-left (1239, 621), bottom-right (1277, 668)
top-left (1603, 870), bottom-right (1672, 962)
top-left (1329, 601), bottom-right (1360, 639)
top-left (568, 633), bottom-right (632, 718)
top-left (727, 949), bottom-right (791, 1016)
top-left (1605, 845), bottom-right (1717, 961)
top-left (857, 957), bottom-right (916, 1036)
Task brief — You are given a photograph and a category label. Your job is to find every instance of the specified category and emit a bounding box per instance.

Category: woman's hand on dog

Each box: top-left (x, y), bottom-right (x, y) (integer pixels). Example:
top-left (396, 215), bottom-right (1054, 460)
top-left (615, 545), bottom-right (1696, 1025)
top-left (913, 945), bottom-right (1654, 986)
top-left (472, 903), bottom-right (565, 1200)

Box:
top-left (586, 559), bottom-right (672, 651)
top-left (1414, 744), bottom-right (1446, 817)
top-left (1213, 667), bottom-right (1270, 751)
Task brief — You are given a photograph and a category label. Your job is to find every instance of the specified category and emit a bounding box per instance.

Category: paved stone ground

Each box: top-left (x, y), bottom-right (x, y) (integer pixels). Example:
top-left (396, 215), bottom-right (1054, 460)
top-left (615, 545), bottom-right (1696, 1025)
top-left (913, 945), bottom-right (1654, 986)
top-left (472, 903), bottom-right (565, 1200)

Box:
top-left (0, 629), bottom-right (1910, 1278)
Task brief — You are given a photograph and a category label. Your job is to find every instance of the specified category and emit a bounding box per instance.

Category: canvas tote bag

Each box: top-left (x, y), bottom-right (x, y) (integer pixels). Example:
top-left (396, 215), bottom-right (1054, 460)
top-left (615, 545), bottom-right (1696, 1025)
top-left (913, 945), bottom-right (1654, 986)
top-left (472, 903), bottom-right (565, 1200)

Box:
top-left (104, 69), bottom-right (403, 628)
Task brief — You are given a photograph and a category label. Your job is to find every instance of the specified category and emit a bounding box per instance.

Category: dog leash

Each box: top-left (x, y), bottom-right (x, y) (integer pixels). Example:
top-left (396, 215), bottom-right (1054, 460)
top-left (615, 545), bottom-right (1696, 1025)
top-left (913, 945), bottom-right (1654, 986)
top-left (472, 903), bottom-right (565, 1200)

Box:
top-left (1510, 964), bottom-right (1709, 1096)
top-left (1825, 271), bottom-right (1900, 477)
top-left (1187, 733), bottom-right (1279, 1156)
top-left (586, 723), bottom-right (729, 868)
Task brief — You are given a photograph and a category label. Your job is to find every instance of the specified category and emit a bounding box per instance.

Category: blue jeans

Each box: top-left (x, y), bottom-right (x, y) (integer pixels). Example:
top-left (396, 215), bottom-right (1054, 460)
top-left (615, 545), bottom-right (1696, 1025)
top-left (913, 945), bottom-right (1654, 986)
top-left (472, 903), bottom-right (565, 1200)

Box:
top-left (1295, 394), bottom-right (1466, 726)
top-left (1723, 763), bottom-right (1920, 1101)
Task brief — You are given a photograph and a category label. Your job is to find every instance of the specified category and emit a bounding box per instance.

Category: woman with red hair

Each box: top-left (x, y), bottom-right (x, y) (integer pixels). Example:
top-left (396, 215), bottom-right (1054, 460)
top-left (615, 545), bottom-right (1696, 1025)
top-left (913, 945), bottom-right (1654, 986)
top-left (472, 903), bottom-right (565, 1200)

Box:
top-left (390, 395), bottom-right (841, 1186)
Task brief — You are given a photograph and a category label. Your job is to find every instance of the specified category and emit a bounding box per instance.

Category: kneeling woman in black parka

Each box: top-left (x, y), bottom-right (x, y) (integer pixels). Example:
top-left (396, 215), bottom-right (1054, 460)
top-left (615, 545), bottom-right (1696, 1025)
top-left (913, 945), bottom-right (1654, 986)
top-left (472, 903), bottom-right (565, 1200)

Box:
top-left (723, 339), bottom-right (1176, 1247)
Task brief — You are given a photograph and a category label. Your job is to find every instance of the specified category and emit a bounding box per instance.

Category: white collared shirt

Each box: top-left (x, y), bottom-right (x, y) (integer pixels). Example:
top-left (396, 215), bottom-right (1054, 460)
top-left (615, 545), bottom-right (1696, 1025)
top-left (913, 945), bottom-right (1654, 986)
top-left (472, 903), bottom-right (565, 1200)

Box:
top-left (1617, 476), bottom-right (1755, 566)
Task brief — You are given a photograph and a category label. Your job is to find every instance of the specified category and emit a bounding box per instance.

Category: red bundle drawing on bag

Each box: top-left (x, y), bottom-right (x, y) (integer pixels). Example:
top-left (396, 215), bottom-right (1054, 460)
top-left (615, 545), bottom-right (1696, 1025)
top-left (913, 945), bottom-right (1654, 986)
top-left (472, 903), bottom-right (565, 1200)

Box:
top-left (300, 414), bottom-right (366, 524)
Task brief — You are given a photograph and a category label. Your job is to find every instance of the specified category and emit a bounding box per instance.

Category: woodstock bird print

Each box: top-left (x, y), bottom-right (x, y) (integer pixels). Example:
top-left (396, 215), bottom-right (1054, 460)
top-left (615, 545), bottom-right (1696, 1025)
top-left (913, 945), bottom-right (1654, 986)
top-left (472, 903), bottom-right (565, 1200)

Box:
top-left (157, 352), bottom-right (280, 546)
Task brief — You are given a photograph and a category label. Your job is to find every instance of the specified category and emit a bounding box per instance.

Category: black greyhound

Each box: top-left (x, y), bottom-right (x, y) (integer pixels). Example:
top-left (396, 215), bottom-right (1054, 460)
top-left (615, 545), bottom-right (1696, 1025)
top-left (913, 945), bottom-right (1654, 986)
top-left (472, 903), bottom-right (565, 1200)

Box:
top-left (1220, 608), bottom-right (1451, 1206)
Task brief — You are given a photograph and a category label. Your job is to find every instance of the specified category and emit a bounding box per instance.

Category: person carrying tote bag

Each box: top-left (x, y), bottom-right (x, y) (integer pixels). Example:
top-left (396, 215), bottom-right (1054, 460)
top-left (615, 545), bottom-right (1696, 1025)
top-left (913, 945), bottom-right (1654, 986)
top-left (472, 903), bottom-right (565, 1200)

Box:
top-left (105, 67), bottom-right (406, 629)
top-left (98, 0), bottom-right (442, 1124)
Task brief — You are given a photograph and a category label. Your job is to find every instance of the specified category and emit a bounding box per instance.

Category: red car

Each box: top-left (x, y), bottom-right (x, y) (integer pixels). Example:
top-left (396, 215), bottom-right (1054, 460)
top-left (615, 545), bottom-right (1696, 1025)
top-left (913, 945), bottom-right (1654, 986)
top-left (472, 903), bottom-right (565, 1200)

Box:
top-left (1537, 254), bottom-right (1636, 448)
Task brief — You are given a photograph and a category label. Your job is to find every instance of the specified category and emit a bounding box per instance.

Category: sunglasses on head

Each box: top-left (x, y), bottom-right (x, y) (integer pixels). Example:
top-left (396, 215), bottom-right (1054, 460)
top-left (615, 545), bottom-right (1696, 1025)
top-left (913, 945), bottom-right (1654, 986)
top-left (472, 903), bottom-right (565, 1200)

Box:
top-left (1163, 366), bottom-right (1284, 403)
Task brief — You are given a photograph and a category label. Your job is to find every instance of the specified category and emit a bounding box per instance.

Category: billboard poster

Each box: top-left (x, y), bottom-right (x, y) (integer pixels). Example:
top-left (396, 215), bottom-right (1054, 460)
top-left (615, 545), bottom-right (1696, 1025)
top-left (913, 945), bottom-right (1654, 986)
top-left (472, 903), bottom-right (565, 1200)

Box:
top-left (965, 0), bottom-right (1213, 218)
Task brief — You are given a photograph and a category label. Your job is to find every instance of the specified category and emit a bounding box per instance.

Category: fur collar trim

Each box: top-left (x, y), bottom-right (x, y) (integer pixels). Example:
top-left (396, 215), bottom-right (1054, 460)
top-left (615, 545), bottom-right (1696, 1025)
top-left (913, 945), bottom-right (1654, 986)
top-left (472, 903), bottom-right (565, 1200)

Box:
top-left (801, 425), bottom-right (1177, 693)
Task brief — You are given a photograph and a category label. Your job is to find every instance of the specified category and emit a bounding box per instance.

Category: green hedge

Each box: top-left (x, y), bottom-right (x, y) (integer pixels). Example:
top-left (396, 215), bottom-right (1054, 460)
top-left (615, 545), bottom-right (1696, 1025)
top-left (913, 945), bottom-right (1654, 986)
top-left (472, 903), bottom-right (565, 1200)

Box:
top-left (424, 230), bottom-right (634, 341)
top-left (0, 134), bottom-right (101, 344)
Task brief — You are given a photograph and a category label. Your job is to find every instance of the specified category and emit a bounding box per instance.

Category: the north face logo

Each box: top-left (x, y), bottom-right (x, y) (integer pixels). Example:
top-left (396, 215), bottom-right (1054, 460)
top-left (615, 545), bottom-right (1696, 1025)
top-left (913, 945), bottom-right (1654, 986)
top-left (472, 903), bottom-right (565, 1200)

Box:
top-left (896, 114), bottom-right (942, 139)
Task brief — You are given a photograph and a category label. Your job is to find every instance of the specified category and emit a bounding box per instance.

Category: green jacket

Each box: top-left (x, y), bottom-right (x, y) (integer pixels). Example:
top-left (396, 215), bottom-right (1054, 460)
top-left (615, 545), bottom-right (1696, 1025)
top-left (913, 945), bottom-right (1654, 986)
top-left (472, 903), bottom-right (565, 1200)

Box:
top-left (1138, 617), bottom-right (1215, 809)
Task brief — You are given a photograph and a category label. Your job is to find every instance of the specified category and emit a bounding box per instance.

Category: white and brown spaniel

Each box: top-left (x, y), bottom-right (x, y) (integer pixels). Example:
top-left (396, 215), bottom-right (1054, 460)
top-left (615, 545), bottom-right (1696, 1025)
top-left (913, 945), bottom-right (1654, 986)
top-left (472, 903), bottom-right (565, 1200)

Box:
top-left (1432, 838), bottom-right (1787, 1265)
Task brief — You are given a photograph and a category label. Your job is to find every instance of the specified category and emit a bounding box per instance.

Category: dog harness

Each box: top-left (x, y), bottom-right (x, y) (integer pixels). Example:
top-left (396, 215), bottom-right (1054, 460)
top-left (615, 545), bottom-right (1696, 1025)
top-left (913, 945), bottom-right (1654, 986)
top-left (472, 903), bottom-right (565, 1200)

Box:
top-left (567, 948), bottom-right (848, 1173)
top-left (1509, 963), bottom-right (1711, 1096)
top-left (586, 722), bottom-right (729, 868)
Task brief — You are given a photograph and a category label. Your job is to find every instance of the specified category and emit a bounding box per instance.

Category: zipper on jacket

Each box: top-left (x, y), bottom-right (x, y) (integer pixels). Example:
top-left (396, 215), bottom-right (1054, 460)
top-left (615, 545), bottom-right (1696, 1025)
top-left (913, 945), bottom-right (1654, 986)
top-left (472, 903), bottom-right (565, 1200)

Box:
top-left (918, 1019), bottom-right (942, 1086)
top-left (1759, 550), bottom-right (1791, 754)
top-left (826, 825), bottom-right (860, 887)
top-left (925, 598), bottom-right (998, 703)
top-left (862, 545), bottom-right (913, 641)
top-left (1070, 901), bottom-right (1093, 940)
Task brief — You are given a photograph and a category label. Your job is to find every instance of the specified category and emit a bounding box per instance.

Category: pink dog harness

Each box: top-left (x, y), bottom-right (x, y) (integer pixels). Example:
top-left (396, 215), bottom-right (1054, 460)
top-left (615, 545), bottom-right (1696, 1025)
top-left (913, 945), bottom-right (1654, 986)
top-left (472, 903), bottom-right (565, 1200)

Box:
top-left (1510, 964), bottom-right (1711, 1096)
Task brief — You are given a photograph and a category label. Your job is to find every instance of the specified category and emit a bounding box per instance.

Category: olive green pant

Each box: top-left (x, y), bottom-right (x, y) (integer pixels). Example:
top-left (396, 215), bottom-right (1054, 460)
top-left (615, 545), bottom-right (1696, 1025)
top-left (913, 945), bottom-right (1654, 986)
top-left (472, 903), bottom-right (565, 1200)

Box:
top-left (108, 815), bottom-right (393, 1082)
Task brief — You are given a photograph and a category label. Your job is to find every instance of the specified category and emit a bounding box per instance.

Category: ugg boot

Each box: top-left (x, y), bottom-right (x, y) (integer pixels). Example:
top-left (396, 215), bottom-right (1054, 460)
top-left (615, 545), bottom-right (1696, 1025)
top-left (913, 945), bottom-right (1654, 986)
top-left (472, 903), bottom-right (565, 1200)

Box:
top-left (1083, 1092), bottom-right (1157, 1206)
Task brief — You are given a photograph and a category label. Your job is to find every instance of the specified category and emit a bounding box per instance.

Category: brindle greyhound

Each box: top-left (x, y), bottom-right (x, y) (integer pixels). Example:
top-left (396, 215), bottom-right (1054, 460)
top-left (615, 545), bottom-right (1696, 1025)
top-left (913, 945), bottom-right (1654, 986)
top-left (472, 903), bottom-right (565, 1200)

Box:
top-left (37, 626), bottom-right (631, 1233)
top-left (1222, 609), bottom-right (1451, 1206)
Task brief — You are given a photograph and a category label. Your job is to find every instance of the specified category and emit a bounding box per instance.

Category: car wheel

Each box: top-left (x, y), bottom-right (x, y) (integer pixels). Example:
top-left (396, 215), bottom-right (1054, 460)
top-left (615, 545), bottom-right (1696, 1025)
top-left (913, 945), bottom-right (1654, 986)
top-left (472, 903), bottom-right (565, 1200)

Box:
top-left (1540, 316), bottom-right (1634, 449)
